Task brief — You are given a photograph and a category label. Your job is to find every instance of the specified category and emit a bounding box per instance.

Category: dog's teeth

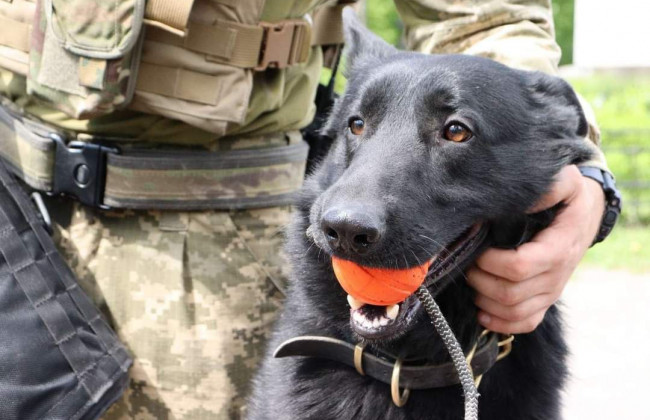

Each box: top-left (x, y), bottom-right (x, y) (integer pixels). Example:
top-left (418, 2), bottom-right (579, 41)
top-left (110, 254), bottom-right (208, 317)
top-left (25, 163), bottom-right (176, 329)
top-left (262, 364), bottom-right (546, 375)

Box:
top-left (386, 304), bottom-right (399, 320)
top-left (372, 318), bottom-right (381, 328)
top-left (347, 295), bottom-right (364, 310)
top-left (379, 317), bottom-right (389, 327)
top-left (352, 311), bottom-right (363, 323)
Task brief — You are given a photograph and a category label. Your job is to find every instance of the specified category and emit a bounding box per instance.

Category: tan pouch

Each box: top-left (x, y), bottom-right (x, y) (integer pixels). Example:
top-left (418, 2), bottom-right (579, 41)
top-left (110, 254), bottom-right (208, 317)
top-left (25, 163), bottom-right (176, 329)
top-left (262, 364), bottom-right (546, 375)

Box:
top-left (129, 0), bottom-right (312, 137)
top-left (0, 0), bottom-right (35, 76)
top-left (128, 0), bottom-right (265, 137)
top-left (26, 0), bottom-right (146, 119)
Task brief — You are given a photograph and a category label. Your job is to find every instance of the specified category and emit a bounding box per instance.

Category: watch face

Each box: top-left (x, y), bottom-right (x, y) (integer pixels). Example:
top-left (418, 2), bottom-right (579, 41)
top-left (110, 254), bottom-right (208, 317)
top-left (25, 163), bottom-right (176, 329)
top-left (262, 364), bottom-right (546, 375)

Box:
top-left (604, 210), bottom-right (618, 224)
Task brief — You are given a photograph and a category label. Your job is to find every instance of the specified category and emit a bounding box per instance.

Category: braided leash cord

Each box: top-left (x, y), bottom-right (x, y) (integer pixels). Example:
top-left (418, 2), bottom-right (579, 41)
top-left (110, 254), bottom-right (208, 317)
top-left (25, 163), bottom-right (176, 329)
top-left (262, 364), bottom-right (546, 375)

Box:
top-left (415, 285), bottom-right (479, 420)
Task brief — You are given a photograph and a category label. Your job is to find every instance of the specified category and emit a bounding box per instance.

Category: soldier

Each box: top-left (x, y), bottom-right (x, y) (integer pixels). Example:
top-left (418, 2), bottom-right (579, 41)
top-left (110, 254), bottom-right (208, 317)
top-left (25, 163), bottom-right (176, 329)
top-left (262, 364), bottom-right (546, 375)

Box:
top-left (0, 0), bottom-right (617, 419)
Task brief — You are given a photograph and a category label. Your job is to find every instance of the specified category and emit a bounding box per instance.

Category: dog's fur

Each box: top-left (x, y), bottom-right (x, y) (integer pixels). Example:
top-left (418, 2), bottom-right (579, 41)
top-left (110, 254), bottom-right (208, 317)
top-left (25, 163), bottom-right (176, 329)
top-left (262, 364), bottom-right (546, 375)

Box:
top-left (248, 11), bottom-right (593, 420)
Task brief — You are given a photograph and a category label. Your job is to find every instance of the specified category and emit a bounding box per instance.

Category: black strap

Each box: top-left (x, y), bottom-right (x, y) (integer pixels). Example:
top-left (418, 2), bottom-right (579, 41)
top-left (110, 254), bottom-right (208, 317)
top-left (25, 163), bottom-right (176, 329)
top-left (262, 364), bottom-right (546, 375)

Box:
top-left (302, 45), bottom-right (342, 173)
top-left (0, 159), bottom-right (131, 419)
top-left (578, 166), bottom-right (622, 245)
top-left (274, 334), bottom-right (499, 390)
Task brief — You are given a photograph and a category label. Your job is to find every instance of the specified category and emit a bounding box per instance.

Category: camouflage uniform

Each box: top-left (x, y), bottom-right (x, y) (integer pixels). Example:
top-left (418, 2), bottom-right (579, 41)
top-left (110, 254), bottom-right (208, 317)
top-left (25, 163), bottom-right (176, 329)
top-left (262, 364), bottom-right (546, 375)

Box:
top-left (0, 0), bottom-right (607, 419)
top-left (52, 200), bottom-right (290, 419)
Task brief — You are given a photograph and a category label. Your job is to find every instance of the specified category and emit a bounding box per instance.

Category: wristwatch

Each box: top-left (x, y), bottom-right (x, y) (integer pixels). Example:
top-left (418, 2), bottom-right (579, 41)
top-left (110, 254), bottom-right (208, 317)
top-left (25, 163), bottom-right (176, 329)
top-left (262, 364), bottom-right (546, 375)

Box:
top-left (578, 166), bottom-right (622, 245)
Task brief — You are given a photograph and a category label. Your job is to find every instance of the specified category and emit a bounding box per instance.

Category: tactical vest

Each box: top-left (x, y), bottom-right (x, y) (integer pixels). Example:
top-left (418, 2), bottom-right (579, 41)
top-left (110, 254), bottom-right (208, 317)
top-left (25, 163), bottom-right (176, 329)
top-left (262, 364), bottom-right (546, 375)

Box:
top-left (0, 0), bottom-right (352, 209)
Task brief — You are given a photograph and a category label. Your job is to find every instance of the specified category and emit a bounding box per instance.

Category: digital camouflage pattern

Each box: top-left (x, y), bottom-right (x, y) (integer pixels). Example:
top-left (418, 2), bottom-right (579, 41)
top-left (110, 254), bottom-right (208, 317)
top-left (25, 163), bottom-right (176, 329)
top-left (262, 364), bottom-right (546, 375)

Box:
top-left (53, 199), bottom-right (291, 419)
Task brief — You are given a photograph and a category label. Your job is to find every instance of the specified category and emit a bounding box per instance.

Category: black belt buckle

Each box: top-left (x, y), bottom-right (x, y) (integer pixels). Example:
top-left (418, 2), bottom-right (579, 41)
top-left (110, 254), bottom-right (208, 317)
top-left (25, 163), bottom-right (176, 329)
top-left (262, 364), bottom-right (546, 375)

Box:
top-left (51, 134), bottom-right (118, 209)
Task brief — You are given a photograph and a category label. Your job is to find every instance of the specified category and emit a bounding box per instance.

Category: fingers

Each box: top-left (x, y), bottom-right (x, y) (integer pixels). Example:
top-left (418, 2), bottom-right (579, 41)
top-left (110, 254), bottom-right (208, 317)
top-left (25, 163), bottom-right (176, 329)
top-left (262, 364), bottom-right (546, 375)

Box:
top-left (477, 308), bottom-right (547, 335)
top-left (466, 165), bottom-right (606, 335)
top-left (475, 183), bottom-right (586, 282)
top-left (527, 165), bottom-right (583, 213)
top-left (466, 266), bottom-right (556, 306)
top-left (467, 266), bottom-right (567, 334)
top-left (474, 242), bottom-right (556, 282)
top-left (474, 291), bottom-right (554, 323)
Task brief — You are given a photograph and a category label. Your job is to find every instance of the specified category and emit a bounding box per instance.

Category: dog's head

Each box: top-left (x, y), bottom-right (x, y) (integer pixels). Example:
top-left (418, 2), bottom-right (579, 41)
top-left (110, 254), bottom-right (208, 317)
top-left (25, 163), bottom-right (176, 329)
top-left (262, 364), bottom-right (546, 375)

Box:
top-left (292, 10), bottom-right (593, 344)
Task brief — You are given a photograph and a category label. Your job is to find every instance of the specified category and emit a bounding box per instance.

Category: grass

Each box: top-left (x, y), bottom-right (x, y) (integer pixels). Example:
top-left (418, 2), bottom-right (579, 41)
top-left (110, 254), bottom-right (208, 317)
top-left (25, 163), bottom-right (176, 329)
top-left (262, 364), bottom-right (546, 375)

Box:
top-left (580, 226), bottom-right (650, 273)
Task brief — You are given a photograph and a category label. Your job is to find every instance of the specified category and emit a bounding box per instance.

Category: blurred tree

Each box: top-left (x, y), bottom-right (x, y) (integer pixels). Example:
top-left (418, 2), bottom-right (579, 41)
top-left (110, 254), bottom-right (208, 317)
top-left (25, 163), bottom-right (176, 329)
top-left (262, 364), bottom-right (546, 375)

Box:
top-left (365, 0), bottom-right (402, 47)
top-left (552, 0), bottom-right (574, 65)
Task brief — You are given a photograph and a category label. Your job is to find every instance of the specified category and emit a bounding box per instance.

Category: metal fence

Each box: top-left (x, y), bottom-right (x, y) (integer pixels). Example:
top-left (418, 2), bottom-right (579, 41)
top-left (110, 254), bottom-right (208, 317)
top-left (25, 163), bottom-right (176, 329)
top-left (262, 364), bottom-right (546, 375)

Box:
top-left (602, 130), bottom-right (650, 225)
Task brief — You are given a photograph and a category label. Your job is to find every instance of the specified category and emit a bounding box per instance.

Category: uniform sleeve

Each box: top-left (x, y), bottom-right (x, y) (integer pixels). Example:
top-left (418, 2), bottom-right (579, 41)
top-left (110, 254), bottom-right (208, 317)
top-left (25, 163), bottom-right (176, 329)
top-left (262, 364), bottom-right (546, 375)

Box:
top-left (394, 0), bottom-right (609, 172)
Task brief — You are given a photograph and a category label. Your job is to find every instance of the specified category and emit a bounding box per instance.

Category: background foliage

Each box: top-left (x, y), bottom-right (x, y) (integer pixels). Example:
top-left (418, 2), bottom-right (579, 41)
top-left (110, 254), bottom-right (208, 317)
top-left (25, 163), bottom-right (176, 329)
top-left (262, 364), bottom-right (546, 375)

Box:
top-left (551, 0), bottom-right (574, 65)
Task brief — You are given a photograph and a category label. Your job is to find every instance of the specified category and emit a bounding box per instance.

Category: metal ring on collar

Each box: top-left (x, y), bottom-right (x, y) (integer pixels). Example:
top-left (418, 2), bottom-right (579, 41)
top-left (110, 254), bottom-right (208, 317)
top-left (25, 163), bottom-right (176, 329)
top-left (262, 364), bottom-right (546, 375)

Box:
top-left (391, 358), bottom-right (410, 407)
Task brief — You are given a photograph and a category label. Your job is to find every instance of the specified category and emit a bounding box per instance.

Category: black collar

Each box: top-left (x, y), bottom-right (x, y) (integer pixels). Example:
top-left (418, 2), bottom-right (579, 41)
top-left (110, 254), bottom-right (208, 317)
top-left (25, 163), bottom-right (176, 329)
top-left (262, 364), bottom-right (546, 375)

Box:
top-left (274, 331), bottom-right (503, 390)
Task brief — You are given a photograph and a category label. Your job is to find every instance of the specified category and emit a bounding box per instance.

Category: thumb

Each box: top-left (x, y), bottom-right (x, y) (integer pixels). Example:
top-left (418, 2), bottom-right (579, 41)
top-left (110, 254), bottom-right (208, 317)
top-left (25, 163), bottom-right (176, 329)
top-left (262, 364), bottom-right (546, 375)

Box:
top-left (527, 165), bottom-right (582, 213)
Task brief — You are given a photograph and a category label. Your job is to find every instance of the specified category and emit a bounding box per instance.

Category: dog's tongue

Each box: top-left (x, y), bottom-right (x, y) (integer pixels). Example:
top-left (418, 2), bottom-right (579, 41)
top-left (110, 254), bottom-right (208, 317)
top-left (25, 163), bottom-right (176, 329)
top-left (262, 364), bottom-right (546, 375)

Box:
top-left (332, 257), bottom-right (430, 306)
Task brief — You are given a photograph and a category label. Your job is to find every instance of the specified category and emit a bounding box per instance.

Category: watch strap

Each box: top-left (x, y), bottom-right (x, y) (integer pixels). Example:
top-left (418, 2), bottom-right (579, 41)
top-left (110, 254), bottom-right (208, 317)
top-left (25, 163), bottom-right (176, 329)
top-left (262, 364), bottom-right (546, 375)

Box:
top-left (578, 166), bottom-right (622, 245)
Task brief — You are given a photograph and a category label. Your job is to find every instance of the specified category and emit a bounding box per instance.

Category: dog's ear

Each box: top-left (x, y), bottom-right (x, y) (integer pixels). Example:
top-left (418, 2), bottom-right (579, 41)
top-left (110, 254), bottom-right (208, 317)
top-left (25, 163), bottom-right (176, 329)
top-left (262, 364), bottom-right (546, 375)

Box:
top-left (342, 8), bottom-right (396, 71)
top-left (526, 72), bottom-right (589, 138)
top-left (525, 71), bottom-right (596, 166)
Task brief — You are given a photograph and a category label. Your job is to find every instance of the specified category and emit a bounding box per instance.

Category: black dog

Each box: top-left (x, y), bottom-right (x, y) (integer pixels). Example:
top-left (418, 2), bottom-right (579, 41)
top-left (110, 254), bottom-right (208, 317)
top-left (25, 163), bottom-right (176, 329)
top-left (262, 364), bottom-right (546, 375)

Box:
top-left (248, 11), bottom-right (593, 420)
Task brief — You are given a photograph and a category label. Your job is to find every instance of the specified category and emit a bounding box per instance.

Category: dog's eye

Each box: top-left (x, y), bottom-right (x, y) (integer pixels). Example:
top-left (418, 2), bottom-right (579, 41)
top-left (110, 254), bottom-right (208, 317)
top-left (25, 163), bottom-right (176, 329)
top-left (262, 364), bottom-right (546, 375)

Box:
top-left (348, 118), bottom-right (365, 136)
top-left (443, 123), bottom-right (472, 143)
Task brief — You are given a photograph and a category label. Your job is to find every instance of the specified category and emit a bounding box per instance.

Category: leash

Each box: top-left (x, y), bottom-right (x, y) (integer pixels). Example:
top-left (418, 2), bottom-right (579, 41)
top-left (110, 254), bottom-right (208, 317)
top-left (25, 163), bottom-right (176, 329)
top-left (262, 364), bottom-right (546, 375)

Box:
top-left (415, 285), bottom-right (479, 420)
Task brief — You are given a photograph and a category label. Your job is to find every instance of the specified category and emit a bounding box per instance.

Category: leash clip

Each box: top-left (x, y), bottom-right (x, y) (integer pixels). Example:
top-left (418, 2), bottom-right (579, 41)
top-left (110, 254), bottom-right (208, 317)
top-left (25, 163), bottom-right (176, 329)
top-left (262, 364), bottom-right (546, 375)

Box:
top-left (496, 334), bottom-right (514, 361)
top-left (466, 330), bottom-right (514, 387)
top-left (466, 329), bottom-right (491, 387)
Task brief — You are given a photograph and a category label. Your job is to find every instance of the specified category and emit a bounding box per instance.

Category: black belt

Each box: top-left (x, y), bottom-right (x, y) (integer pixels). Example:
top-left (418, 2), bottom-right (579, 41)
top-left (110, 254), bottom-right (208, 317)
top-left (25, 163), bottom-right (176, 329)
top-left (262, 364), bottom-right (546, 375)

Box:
top-left (0, 101), bottom-right (309, 210)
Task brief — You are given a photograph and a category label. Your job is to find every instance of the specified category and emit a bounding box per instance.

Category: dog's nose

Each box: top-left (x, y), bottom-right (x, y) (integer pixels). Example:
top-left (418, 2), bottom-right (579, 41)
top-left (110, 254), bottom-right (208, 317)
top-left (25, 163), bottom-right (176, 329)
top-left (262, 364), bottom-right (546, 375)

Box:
top-left (320, 207), bottom-right (383, 254)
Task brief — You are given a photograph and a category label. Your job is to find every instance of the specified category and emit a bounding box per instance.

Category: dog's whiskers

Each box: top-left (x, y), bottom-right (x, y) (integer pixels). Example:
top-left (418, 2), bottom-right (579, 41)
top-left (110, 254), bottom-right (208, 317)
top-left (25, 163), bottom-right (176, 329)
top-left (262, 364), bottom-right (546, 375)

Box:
top-left (418, 234), bottom-right (452, 255)
top-left (303, 242), bottom-right (316, 257)
top-left (402, 253), bottom-right (409, 269)
top-left (417, 234), bottom-right (471, 283)
top-left (386, 249), bottom-right (399, 270)
top-left (410, 250), bottom-right (423, 266)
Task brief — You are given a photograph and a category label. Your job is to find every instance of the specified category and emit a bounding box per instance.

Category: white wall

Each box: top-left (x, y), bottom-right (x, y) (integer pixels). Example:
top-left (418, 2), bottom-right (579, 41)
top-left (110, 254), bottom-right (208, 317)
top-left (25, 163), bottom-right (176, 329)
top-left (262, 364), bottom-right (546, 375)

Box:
top-left (573, 0), bottom-right (650, 68)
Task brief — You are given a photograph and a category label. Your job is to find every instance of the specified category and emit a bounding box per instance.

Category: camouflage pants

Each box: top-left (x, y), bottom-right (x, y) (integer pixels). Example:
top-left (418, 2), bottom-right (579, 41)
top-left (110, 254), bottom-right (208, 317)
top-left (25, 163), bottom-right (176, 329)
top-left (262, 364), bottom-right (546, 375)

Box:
top-left (51, 200), bottom-right (291, 419)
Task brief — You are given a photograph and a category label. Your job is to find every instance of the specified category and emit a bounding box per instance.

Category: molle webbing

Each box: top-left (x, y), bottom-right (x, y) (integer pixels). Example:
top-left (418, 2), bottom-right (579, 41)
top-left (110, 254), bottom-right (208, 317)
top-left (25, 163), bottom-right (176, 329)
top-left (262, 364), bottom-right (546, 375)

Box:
top-left (0, 157), bottom-right (131, 419)
top-left (312, 2), bottom-right (351, 47)
top-left (1, 0), bottom-right (348, 72)
top-left (144, 0), bottom-right (195, 36)
top-left (0, 103), bottom-right (308, 210)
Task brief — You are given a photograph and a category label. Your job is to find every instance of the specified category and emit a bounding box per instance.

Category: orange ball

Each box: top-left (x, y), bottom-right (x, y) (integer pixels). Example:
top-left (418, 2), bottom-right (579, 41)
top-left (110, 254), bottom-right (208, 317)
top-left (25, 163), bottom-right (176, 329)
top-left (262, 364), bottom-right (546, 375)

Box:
top-left (332, 257), bottom-right (430, 306)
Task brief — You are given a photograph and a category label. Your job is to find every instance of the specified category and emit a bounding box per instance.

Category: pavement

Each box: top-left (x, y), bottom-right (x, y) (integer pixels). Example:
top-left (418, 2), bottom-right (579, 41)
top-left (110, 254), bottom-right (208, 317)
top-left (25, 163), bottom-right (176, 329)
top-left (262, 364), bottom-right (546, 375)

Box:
top-left (562, 267), bottom-right (650, 419)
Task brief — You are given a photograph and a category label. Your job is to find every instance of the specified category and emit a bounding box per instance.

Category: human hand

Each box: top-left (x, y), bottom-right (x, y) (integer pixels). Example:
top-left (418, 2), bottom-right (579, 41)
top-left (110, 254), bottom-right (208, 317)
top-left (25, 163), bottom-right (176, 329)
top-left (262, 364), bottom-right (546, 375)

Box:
top-left (466, 165), bottom-right (605, 334)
